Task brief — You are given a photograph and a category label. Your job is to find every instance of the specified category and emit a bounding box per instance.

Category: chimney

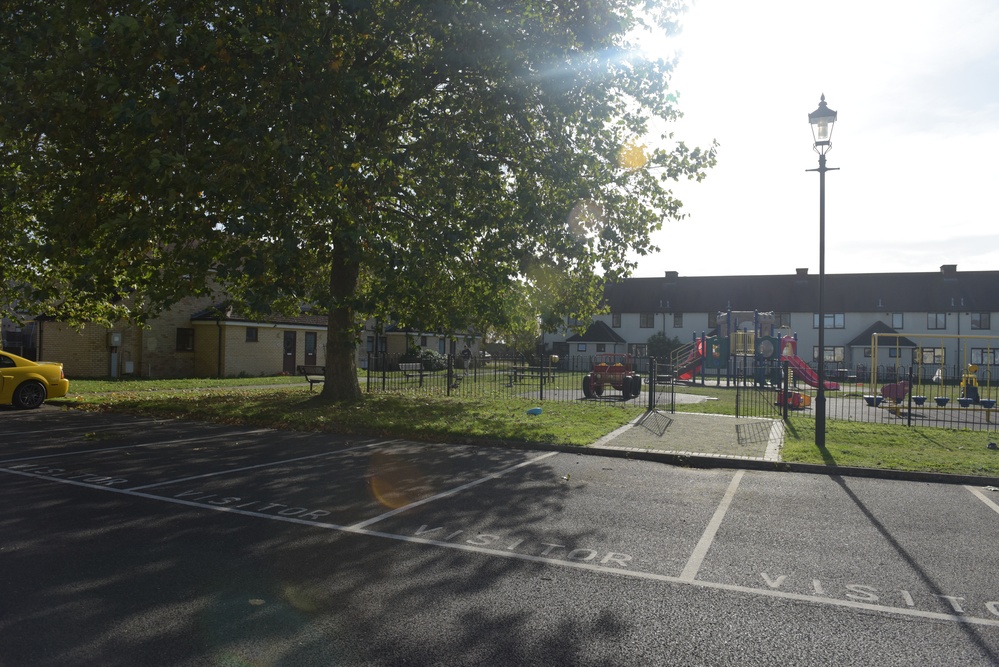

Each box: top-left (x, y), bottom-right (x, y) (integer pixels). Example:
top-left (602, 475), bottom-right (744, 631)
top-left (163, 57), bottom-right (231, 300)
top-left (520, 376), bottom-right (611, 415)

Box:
top-left (795, 268), bottom-right (809, 277)
top-left (940, 264), bottom-right (957, 276)
top-left (664, 270), bottom-right (679, 283)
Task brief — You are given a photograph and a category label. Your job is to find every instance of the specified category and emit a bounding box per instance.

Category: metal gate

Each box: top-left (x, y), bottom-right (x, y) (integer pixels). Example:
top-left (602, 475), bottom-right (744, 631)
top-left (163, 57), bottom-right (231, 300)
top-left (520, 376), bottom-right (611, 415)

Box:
top-left (649, 356), bottom-right (787, 420)
top-left (733, 355), bottom-right (786, 420)
top-left (647, 358), bottom-right (676, 412)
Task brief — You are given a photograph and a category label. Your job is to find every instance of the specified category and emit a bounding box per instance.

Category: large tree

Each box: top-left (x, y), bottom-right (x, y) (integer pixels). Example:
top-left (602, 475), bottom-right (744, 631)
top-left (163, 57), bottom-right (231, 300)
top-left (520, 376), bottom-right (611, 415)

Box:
top-left (1, 0), bottom-right (715, 400)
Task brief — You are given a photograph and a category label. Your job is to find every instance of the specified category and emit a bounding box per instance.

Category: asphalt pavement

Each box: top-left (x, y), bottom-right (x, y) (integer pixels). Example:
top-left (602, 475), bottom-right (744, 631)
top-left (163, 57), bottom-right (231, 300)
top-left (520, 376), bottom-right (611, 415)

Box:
top-left (1, 405), bottom-right (998, 666)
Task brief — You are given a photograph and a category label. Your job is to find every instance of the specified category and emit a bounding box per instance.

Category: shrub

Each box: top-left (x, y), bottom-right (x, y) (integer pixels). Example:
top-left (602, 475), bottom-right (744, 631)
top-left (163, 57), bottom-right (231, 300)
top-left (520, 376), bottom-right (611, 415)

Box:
top-left (401, 347), bottom-right (448, 372)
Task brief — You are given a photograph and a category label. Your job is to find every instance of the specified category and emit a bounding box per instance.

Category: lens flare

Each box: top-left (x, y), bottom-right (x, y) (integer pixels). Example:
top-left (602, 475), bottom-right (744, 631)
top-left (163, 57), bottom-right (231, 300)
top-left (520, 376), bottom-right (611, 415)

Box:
top-left (366, 451), bottom-right (431, 510)
top-left (618, 141), bottom-right (648, 169)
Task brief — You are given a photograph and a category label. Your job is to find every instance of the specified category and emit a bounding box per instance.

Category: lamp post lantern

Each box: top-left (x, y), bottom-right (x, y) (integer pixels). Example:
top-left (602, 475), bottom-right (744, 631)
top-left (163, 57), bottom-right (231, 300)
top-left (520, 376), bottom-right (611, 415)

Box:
top-left (807, 94), bottom-right (837, 448)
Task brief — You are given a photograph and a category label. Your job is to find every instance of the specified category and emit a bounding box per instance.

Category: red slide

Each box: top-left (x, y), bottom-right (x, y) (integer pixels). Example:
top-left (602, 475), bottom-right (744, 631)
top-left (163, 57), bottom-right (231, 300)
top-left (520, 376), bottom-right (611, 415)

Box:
top-left (677, 340), bottom-right (704, 380)
top-left (786, 354), bottom-right (840, 390)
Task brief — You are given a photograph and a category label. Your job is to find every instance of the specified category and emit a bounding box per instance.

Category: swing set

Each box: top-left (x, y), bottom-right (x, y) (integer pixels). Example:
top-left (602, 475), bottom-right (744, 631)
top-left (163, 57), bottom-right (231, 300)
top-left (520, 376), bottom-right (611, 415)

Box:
top-left (870, 333), bottom-right (998, 411)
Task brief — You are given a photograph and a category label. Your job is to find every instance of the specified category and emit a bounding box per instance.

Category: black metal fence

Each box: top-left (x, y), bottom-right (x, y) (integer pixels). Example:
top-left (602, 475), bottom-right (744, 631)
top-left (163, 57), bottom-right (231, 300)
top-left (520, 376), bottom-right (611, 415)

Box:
top-left (818, 364), bottom-right (998, 432)
top-left (731, 359), bottom-right (999, 433)
top-left (362, 353), bottom-right (649, 406)
top-left (362, 353), bottom-right (998, 432)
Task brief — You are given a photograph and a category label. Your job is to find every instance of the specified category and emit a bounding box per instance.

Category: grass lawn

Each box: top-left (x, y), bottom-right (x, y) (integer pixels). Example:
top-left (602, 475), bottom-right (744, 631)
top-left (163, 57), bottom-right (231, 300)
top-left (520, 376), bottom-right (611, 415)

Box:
top-left (53, 377), bottom-right (999, 478)
top-left (781, 417), bottom-right (999, 478)
top-left (57, 377), bottom-right (645, 448)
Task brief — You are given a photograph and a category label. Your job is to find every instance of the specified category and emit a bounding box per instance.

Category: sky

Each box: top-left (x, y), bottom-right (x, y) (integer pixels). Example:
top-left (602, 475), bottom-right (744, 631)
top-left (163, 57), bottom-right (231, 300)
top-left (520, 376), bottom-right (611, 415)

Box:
top-left (630, 0), bottom-right (999, 278)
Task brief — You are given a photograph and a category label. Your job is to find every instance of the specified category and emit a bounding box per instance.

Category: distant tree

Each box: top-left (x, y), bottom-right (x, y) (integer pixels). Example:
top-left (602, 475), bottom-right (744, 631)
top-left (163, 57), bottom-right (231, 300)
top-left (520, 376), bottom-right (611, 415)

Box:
top-left (647, 332), bottom-right (683, 360)
top-left (0, 0), bottom-right (715, 400)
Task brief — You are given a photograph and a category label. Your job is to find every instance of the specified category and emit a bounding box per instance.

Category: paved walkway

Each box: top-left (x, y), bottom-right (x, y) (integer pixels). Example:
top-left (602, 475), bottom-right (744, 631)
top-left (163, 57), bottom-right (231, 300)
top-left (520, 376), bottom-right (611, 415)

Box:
top-left (592, 394), bottom-right (784, 462)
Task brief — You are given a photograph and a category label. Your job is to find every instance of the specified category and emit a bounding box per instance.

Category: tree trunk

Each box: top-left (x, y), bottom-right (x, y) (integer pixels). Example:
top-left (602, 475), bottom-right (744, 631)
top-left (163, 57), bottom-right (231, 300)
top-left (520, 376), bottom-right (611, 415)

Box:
top-left (319, 243), bottom-right (363, 401)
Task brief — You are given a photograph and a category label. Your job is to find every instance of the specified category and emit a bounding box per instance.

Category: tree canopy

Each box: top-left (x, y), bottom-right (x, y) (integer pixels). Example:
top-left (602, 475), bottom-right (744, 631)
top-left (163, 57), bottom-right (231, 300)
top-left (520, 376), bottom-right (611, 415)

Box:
top-left (1, 0), bottom-right (716, 399)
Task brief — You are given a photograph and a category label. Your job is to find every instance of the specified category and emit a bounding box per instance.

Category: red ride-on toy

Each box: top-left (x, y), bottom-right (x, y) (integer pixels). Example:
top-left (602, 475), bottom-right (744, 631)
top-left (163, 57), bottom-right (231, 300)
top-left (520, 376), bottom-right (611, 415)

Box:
top-left (582, 353), bottom-right (642, 400)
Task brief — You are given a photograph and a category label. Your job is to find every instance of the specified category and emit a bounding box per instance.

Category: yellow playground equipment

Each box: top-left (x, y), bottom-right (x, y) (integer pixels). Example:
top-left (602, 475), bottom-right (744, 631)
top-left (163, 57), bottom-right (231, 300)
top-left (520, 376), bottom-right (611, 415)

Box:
top-left (871, 333), bottom-right (995, 406)
top-left (961, 364), bottom-right (980, 402)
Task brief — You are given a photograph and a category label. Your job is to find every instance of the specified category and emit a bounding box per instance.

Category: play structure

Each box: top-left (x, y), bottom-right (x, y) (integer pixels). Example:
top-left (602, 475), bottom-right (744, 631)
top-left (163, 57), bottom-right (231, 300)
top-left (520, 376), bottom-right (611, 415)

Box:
top-left (670, 310), bottom-right (839, 391)
top-left (779, 337), bottom-right (840, 390)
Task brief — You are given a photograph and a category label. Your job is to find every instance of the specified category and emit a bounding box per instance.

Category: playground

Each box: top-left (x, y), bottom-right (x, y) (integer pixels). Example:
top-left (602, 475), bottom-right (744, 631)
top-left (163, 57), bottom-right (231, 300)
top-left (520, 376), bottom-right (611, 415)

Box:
top-left (671, 310), bottom-right (838, 392)
top-left (670, 311), bottom-right (999, 432)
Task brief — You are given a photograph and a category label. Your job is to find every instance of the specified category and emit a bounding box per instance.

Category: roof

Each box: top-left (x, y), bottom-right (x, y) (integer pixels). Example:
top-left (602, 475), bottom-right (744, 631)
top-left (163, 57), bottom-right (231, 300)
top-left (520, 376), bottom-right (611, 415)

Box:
top-left (605, 266), bottom-right (999, 315)
top-left (190, 304), bottom-right (328, 327)
top-left (566, 320), bottom-right (626, 344)
top-left (846, 321), bottom-right (918, 347)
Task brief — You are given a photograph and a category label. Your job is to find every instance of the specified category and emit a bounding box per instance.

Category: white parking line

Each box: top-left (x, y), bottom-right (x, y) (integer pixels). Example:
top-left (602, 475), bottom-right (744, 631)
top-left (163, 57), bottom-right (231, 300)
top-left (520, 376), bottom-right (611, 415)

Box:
top-left (0, 419), bottom-right (172, 437)
top-left (680, 469), bottom-right (744, 582)
top-left (0, 429), bottom-right (275, 465)
top-left (126, 439), bottom-right (397, 490)
top-left (3, 457), bottom-right (997, 629)
top-left (347, 451), bottom-right (559, 530)
top-left (966, 485), bottom-right (999, 515)
top-left (353, 525), bottom-right (999, 628)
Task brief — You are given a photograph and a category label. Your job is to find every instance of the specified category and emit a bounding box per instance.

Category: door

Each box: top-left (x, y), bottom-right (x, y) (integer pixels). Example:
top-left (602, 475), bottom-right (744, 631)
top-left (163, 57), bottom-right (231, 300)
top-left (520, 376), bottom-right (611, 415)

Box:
top-left (305, 332), bottom-right (317, 366)
top-left (283, 331), bottom-right (297, 374)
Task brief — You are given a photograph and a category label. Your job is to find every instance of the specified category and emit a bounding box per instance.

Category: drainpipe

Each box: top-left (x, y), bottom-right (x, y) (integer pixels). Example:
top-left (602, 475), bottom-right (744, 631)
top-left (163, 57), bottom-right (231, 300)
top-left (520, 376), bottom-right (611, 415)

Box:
top-left (217, 318), bottom-right (223, 378)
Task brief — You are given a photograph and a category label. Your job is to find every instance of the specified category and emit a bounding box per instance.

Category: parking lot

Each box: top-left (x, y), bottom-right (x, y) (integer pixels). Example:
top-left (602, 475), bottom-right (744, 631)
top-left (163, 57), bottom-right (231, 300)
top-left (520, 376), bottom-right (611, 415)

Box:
top-left (2, 406), bottom-right (998, 665)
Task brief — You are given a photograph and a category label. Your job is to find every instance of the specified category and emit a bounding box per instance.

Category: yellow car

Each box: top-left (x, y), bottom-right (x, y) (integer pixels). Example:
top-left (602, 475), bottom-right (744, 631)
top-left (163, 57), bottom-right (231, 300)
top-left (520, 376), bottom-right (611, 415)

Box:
top-left (0, 350), bottom-right (70, 409)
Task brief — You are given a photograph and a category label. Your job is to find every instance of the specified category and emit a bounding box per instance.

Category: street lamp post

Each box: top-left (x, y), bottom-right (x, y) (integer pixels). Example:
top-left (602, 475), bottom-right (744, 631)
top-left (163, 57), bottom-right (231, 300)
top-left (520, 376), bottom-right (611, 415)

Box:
top-left (807, 94), bottom-right (837, 448)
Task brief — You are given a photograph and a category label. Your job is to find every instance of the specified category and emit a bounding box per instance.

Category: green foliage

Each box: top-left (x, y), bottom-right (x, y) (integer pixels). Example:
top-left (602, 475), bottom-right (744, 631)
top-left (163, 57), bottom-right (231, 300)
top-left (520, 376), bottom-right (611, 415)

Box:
top-left (1, 0), bottom-right (716, 398)
top-left (647, 332), bottom-right (683, 360)
top-left (401, 347), bottom-right (447, 372)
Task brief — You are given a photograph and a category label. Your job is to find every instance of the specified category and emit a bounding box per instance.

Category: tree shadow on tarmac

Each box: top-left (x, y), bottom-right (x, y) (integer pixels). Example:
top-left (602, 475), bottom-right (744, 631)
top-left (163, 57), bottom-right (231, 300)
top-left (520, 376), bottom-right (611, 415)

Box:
top-left (0, 443), bottom-right (637, 666)
top-left (828, 474), bottom-right (998, 664)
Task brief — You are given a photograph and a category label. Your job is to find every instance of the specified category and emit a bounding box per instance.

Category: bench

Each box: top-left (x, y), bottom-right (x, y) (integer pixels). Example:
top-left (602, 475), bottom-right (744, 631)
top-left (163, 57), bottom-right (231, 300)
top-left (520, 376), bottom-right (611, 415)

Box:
top-left (296, 365), bottom-right (326, 392)
top-left (398, 362), bottom-right (423, 378)
top-left (507, 366), bottom-right (556, 384)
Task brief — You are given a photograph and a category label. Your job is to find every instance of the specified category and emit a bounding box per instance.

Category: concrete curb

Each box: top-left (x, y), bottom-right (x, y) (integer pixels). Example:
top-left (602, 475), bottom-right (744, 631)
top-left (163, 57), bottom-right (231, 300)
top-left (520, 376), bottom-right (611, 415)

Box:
top-left (486, 439), bottom-right (999, 488)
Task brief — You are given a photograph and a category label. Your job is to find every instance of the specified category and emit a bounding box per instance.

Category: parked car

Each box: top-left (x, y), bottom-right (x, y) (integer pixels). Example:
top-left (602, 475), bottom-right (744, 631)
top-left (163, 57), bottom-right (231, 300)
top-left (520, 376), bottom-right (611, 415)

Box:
top-left (0, 350), bottom-right (70, 408)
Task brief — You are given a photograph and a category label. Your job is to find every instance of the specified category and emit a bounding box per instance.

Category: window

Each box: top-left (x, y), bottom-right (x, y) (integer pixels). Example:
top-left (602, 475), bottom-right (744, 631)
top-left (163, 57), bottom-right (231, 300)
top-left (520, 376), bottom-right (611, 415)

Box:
top-left (577, 343), bottom-right (587, 352)
top-left (708, 312), bottom-right (718, 329)
top-left (812, 313), bottom-right (845, 329)
top-left (176, 328), bottom-right (194, 352)
top-left (245, 327), bottom-right (258, 342)
top-left (971, 313), bottom-right (991, 330)
top-left (917, 347), bottom-right (944, 364)
top-left (927, 313), bottom-right (947, 329)
top-left (971, 348), bottom-right (996, 365)
top-left (777, 312), bottom-right (791, 329)
top-left (611, 313), bottom-right (621, 328)
top-left (420, 336), bottom-right (427, 347)
top-left (596, 344), bottom-right (606, 352)
top-left (305, 332), bottom-right (317, 356)
top-left (673, 313), bottom-right (683, 328)
top-left (812, 346), bottom-right (844, 362)
top-left (891, 313), bottom-right (903, 329)
top-left (640, 313), bottom-right (654, 328)
top-left (628, 343), bottom-right (648, 356)
top-left (367, 335), bottom-right (388, 353)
